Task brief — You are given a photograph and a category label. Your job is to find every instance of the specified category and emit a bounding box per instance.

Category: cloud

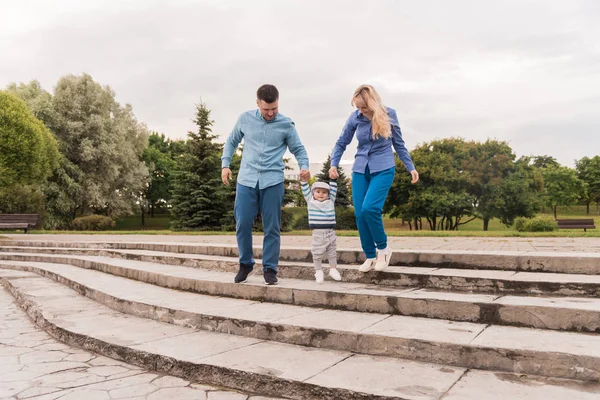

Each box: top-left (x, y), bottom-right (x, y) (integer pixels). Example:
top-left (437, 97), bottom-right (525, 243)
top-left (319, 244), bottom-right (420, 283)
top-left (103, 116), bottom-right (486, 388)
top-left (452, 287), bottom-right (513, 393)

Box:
top-left (2, 0), bottom-right (599, 168)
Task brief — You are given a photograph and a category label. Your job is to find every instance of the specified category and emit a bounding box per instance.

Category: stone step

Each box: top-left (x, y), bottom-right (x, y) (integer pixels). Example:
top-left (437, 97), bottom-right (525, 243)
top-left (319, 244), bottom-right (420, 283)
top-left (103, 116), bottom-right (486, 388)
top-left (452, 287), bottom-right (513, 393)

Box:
top-left (9, 244), bottom-right (597, 282)
top-left (0, 286), bottom-right (280, 400)
top-left (3, 261), bottom-right (600, 382)
top-left (3, 240), bottom-right (600, 274)
top-left (2, 271), bottom-right (599, 399)
top-left (2, 253), bottom-right (600, 333)
top-left (2, 251), bottom-right (600, 298)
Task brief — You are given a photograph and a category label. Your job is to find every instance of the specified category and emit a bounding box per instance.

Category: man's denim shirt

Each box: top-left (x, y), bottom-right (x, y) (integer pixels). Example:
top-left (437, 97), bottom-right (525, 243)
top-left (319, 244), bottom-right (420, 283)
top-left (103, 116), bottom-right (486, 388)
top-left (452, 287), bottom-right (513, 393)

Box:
top-left (222, 110), bottom-right (309, 189)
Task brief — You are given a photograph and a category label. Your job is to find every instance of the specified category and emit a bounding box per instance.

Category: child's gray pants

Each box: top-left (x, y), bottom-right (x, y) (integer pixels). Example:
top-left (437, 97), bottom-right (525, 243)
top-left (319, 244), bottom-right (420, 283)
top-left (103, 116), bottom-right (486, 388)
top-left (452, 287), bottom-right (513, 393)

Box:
top-left (311, 229), bottom-right (337, 270)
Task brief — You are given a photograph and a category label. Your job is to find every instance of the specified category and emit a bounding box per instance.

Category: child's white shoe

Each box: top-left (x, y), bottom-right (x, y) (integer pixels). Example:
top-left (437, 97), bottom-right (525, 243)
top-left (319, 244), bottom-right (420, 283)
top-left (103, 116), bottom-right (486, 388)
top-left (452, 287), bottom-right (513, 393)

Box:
top-left (358, 258), bottom-right (376, 273)
top-left (374, 247), bottom-right (393, 271)
top-left (315, 270), bottom-right (324, 284)
top-left (328, 268), bottom-right (341, 281)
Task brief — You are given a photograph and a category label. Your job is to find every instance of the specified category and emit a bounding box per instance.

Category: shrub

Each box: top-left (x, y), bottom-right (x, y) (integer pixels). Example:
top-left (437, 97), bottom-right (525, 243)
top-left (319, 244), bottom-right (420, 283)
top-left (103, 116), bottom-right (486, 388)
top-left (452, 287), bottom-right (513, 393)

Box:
top-left (336, 207), bottom-right (357, 230)
top-left (514, 216), bottom-right (557, 232)
top-left (72, 215), bottom-right (115, 231)
top-left (513, 216), bottom-right (528, 232)
top-left (280, 208), bottom-right (294, 232)
top-left (293, 208), bottom-right (309, 230)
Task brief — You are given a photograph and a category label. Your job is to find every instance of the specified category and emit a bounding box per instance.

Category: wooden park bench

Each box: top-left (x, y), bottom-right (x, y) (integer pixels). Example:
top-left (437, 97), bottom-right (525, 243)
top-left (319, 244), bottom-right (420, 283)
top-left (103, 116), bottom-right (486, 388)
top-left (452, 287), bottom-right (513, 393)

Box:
top-left (555, 218), bottom-right (596, 232)
top-left (0, 214), bottom-right (40, 233)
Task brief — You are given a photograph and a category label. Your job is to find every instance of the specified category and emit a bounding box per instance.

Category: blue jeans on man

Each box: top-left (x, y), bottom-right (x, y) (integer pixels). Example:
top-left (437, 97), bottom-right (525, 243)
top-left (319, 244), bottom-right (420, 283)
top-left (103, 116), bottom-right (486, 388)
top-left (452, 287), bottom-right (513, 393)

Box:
top-left (234, 182), bottom-right (284, 281)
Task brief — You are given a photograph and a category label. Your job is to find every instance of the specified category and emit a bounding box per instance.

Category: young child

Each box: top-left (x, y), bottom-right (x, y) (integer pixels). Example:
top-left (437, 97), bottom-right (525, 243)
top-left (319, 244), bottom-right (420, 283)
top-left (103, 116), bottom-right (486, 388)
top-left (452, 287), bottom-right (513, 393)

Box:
top-left (300, 178), bottom-right (342, 283)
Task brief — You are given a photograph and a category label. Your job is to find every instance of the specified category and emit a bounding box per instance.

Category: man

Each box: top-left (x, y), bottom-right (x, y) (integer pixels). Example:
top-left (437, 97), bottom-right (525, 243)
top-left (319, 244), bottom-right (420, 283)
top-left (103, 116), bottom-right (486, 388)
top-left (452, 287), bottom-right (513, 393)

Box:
top-left (221, 84), bottom-right (310, 285)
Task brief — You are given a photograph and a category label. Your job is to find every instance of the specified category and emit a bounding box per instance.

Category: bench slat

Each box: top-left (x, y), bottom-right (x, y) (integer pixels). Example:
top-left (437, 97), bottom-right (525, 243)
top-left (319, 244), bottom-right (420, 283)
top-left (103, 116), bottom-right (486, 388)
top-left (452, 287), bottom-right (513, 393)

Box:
top-left (555, 219), bottom-right (594, 224)
top-left (0, 214), bottom-right (40, 233)
top-left (0, 223), bottom-right (29, 228)
top-left (555, 218), bottom-right (596, 231)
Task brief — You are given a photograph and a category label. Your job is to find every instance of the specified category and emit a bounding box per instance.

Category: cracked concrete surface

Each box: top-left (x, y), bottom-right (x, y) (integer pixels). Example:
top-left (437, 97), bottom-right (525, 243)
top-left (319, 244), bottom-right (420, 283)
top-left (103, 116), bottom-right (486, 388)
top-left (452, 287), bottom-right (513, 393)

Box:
top-left (0, 288), bottom-right (285, 400)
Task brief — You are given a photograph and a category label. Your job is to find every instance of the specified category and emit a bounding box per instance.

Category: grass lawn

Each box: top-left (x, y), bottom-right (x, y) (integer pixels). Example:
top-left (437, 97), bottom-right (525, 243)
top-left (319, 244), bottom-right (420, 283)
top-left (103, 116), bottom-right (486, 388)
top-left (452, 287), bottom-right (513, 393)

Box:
top-left (115, 214), bottom-right (171, 230)
top-left (12, 205), bottom-right (599, 237)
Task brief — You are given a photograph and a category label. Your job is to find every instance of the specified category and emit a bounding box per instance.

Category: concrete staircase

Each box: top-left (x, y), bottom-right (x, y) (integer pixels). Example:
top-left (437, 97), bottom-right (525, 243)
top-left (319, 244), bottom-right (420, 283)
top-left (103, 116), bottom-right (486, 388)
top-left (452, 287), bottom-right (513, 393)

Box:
top-left (1, 239), bottom-right (600, 399)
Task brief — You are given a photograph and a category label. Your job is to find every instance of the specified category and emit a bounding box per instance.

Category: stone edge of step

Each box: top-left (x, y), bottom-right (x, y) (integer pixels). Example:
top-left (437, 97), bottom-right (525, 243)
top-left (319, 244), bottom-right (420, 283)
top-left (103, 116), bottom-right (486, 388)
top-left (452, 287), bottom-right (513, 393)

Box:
top-left (2, 240), bottom-right (600, 273)
top-left (2, 252), bottom-right (600, 299)
top-left (0, 274), bottom-right (400, 400)
top-left (3, 253), bottom-right (600, 334)
top-left (1, 263), bottom-right (600, 382)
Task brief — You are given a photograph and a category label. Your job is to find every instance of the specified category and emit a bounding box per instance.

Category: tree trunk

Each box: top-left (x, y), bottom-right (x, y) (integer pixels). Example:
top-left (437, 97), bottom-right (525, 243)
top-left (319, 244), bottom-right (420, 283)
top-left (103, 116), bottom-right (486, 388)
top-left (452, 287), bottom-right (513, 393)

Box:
top-left (151, 204), bottom-right (155, 218)
top-left (483, 218), bottom-right (490, 231)
top-left (141, 205), bottom-right (145, 226)
top-left (586, 202), bottom-right (590, 215)
top-left (553, 205), bottom-right (557, 219)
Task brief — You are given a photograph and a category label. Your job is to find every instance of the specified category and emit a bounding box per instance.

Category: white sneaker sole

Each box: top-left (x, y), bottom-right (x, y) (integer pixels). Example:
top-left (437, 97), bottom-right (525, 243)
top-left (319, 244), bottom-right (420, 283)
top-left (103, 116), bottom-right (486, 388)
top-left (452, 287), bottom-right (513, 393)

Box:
top-left (374, 249), bottom-right (393, 271)
top-left (358, 261), bottom-right (375, 273)
top-left (328, 272), bottom-right (342, 281)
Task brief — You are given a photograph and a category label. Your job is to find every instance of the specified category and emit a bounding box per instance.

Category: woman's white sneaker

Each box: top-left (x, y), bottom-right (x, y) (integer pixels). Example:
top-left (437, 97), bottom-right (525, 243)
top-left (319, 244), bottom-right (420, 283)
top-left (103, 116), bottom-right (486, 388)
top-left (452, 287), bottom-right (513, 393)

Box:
top-left (358, 258), bottom-right (376, 272)
top-left (315, 270), bottom-right (324, 284)
top-left (328, 268), bottom-right (342, 281)
top-left (375, 247), bottom-right (393, 271)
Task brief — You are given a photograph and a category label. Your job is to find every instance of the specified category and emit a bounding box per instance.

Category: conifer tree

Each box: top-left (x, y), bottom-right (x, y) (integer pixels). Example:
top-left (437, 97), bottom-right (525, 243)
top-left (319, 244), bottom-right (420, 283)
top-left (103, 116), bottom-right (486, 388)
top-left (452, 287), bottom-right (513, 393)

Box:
top-left (170, 102), bottom-right (226, 230)
top-left (316, 155), bottom-right (351, 207)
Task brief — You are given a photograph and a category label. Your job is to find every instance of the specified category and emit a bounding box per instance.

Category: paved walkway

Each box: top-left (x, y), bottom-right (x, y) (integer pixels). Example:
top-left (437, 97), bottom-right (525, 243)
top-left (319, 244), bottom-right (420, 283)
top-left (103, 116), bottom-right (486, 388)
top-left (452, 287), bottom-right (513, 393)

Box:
top-left (2, 234), bottom-right (600, 253)
top-left (0, 289), bottom-right (281, 400)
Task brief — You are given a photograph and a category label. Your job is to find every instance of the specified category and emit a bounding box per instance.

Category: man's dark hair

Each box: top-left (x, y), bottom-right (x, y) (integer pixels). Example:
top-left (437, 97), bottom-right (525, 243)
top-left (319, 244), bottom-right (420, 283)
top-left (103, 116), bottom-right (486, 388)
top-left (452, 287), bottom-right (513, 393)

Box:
top-left (257, 84), bottom-right (279, 103)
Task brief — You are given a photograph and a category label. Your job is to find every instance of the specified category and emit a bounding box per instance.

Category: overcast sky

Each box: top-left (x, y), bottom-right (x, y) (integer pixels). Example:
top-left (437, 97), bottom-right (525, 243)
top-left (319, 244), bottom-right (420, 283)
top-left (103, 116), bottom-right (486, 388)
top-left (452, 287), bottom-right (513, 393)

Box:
top-left (2, 0), bottom-right (599, 168)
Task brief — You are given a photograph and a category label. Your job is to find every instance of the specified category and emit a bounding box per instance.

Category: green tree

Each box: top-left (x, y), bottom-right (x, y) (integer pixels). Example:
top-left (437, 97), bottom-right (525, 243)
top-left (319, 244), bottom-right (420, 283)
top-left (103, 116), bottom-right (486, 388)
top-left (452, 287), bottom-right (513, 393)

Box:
top-left (387, 139), bottom-right (545, 231)
top-left (0, 91), bottom-right (59, 189)
top-left (46, 74), bottom-right (149, 225)
top-left (170, 102), bottom-right (227, 230)
top-left (0, 185), bottom-right (46, 215)
top-left (482, 156), bottom-right (543, 228)
top-left (315, 155), bottom-right (351, 207)
top-left (575, 156), bottom-right (600, 215)
top-left (542, 165), bottom-right (585, 218)
top-left (5, 80), bottom-right (57, 130)
top-left (463, 140), bottom-right (516, 230)
top-left (142, 133), bottom-right (184, 218)
top-left (385, 138), bottom-right (476, 230)
top-left (531, 155), bottom-right (560, 169)
top-left (462, 140), bottom-right (541, 230)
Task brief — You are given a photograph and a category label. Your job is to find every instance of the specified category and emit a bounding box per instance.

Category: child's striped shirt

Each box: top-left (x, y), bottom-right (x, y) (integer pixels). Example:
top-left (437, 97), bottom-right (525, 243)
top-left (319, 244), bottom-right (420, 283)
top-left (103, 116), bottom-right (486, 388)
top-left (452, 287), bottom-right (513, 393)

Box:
top-left (301, 181), bottom-right (338, 229)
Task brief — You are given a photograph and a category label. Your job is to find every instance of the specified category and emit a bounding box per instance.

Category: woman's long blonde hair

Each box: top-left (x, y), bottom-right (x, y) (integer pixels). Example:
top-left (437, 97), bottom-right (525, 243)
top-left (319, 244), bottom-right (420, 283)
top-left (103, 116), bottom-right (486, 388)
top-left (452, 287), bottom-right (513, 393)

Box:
top-left (352, 84), bottom-right (391, 139)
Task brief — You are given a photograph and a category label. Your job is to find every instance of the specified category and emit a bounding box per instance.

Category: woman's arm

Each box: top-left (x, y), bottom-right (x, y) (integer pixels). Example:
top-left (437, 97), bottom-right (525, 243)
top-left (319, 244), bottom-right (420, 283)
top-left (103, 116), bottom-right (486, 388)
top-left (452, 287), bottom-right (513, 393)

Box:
top-left (330, 113), bottom-right (357, 168)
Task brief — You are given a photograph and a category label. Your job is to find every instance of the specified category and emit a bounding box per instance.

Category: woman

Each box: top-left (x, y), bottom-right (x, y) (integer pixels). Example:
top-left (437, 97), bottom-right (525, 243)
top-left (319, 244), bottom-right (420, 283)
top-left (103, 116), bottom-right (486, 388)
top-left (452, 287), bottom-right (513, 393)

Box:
top-left (329, 84), bottom-right (419, 272)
